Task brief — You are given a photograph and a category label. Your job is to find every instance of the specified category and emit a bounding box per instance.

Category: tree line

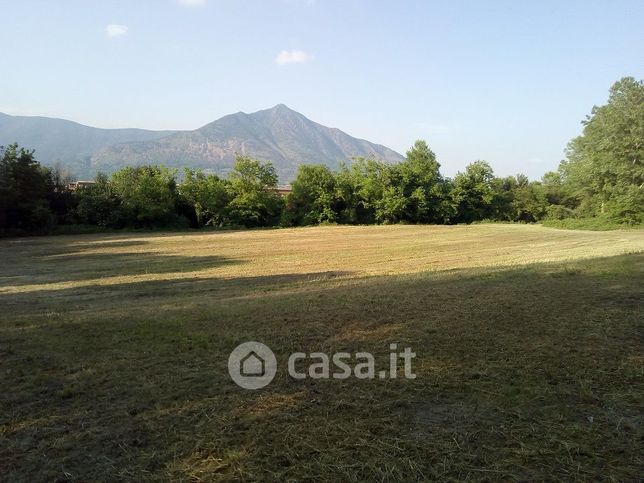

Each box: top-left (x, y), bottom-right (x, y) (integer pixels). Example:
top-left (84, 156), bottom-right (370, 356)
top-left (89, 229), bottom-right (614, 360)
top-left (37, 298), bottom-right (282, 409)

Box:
top-left (0, 77), bottom-right (641, 236)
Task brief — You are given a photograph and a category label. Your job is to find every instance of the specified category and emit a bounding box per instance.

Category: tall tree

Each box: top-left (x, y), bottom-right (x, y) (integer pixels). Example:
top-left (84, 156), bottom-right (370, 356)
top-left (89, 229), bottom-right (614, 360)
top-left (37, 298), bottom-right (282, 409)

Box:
top-left (283, 164), bottom-right (338, 226)
top-left (397, 140), bottom-right (449, 223)
top-left (74, 173), bottom-right (121, 227)
top-left (561, 77), bottom-right (643, 223)
top-left (0, 144), bottom-right (54, 232)
top-left (110, 165), bottom-right (182, 227)
top-left (179, 169), bottom-right (230, 227)
top-left (335, 159), bottom-right (383, 224)
top-left (451, 161), bottom-right (496, 223)
top-left (227, 155), bottom-right (283, 227)
top-left (47, 163), bottom-right (77, 225)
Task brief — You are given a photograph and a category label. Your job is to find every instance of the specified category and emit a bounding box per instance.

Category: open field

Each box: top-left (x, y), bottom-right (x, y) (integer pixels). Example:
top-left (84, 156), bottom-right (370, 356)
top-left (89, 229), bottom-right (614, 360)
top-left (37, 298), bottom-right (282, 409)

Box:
top-left (1, 224), bottom-right (643, 481)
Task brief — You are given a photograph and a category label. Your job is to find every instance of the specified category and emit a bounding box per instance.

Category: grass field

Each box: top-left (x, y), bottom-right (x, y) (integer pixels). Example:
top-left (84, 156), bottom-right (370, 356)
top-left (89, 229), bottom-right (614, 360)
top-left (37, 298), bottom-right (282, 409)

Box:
top-left (1, 224), bottom-right (643, 481)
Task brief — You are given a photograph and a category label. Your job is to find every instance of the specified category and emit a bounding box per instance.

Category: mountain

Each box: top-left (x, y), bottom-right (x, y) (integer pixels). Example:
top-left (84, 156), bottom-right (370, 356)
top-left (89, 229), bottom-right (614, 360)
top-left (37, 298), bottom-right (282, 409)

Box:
top-left (0, 105), bottom-right (405, 180)
top-left (0, 112), bottom-right (177, 176)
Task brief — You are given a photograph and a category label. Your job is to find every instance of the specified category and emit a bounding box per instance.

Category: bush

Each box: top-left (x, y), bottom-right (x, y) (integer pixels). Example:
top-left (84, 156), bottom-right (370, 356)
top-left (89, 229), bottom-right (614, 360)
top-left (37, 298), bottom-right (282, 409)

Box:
top-left (541, 217), bottom-right (641, 231)
top-left (544, 204), bottom-right (575, 221)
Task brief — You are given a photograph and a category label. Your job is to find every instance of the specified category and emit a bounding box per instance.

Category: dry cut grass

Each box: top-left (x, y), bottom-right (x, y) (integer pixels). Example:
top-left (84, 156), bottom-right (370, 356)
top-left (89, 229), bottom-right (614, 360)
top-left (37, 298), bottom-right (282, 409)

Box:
top-left (2, 224), bottom-right (642, 295)
top-left (0, 224), bottom-right (642, 481)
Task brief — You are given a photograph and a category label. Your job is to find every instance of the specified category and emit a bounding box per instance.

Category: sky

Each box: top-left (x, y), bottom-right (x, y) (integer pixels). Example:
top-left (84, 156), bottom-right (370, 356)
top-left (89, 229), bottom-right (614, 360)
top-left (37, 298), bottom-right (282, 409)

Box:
top-left (0, 0), bottom-right (642, 178)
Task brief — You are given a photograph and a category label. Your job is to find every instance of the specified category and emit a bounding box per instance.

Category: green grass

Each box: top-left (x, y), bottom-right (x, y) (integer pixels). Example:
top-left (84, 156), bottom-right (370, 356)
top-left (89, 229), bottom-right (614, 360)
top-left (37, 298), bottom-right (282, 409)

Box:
top-left (0, 225), bottom-right (642, 481)
top-left (542, 217), bottom-right (643, 231)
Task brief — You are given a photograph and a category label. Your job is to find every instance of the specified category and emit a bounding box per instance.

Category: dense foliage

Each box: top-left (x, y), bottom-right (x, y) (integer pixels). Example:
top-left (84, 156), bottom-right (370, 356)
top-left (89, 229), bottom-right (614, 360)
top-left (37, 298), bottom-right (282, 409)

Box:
top-left (282, 152), bottom-right (550, 226)
top-left (556, 77), bottom-right (643, 223)
top-left (0, 144), bottom-right (75, 233)
top-left (72, 157), bottom-right (284, 231)
top-left (0, 77), bottom-right (641, 235)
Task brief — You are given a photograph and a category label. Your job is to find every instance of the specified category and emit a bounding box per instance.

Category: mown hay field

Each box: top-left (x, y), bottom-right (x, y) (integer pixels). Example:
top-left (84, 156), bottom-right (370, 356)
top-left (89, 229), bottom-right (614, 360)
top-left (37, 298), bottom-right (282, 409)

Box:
top-left (1, 224), bottom-right (643, 481)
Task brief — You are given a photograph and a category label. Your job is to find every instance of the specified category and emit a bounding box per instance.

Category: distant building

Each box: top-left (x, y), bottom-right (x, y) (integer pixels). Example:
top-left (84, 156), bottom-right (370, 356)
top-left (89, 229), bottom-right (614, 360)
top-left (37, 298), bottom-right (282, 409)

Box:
top-left (276, 186), bottom-right (292, 197)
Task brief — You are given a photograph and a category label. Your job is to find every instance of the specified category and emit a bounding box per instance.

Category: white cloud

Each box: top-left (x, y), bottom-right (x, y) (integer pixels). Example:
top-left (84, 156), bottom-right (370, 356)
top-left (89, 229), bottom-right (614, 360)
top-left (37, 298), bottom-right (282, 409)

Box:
top-left (105, 24), bottom-right (128, 38)
top-left (177, 0), bottom-right (207, 6)
top-left (275, 49), bottom-right (313, 65)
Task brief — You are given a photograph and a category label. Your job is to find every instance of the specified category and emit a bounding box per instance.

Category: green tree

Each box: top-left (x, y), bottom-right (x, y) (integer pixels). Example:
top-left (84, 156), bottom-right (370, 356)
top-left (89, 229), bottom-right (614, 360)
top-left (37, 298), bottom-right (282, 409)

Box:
top-left (355, 158), bottom-right (397, 224)
top-left (488, 176), bottom-right (516, 221)
top-left (490, 174), bottom-right (548, 222)
top-left (510, 177), bottom-right (547, 222)
top-left (334, 160), bottom-right (366, 224)
top-left (0, 144), bottom-right (54, 233)
top-left (451, 161), bottom-right (496, 223)
top-left (335, 158), bottom-right (397, 224)
top-left (110, 165), bottom-right (184, 227)
top-left (47, 163), bottom-right (77, 225)
top-left (283, 164), bottom-right (338, 226)
top-left (226, 155), bottom-right (283, 227)
top-left (397, 140), bottom-right (450, 223)
top-left (375, 185), bottom-right (408, 224)
top-left (179, 169), bottom-right (230, 227)
top-left (75, 173), bottom-right (122, 227)
top-left (561, 77), bottom-right (643, 223)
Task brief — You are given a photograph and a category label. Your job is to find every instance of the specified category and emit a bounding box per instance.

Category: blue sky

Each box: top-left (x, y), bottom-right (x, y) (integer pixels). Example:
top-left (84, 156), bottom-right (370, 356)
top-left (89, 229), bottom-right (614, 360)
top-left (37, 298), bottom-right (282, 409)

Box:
top-left (1, 0), bottom-right (642, 178)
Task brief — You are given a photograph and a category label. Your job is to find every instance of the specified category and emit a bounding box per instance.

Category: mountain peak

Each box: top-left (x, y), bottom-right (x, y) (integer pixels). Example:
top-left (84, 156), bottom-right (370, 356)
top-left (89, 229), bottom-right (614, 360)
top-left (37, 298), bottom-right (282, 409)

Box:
top-left (0, 106), bottom-right (405, 181)
top-left (271, 103), bottom-right (292, 111)
top-left (260, 104), bottom-right (300, 117)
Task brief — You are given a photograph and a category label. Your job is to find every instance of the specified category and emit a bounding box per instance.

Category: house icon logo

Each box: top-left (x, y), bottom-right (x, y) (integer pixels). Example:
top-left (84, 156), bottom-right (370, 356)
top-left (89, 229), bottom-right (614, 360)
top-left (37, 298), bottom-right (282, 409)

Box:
top-left (240, 351), bottom-right (265, 377)
top-left (228, 341), bottom-right (277, 389)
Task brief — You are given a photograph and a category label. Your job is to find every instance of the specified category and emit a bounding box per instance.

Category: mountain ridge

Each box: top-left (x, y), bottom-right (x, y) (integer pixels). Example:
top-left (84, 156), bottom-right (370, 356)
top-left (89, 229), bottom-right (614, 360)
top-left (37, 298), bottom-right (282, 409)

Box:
top-left (0, 105), bottom-right (404, 180)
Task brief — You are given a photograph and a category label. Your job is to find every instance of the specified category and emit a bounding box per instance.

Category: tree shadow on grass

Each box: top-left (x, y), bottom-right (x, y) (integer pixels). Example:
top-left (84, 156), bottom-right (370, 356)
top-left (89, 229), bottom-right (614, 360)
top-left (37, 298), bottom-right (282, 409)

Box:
top-left (0, 240), bottom-right (243, 287)
top-left (0, 253), bottom-right (642, 481)
top-left (0, 270), bottom-right (356, 308)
